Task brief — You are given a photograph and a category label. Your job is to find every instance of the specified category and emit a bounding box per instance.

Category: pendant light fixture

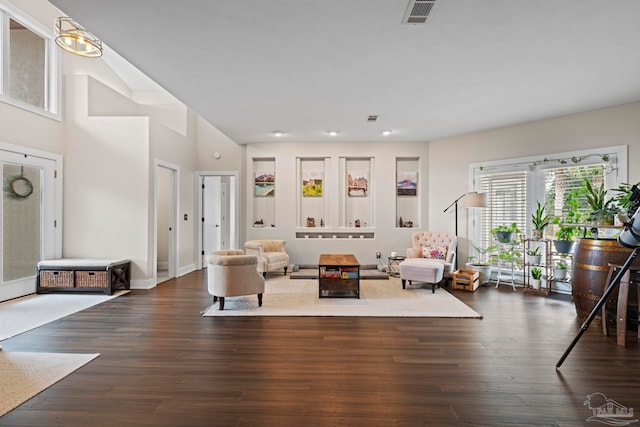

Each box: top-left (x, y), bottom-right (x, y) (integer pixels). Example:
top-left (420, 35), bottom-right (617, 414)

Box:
top-left (55, 17), bottom-right (103, 58)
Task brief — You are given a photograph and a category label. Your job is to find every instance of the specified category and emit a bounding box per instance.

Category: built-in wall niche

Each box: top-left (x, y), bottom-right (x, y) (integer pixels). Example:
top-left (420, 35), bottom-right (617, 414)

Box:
top-left (396, 157), bottom-right (420, 228)
top-left (252, 158), bottom-right (276, 228)
top-left (339, 157), bottom-right (374, 228)
top-left (297, 157), bottom-right (329, 228)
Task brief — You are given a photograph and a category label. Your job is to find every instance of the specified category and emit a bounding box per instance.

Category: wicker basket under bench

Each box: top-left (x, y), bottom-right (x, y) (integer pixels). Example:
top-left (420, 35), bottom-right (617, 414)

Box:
top-left (37, 259), bottom-right (131, 295)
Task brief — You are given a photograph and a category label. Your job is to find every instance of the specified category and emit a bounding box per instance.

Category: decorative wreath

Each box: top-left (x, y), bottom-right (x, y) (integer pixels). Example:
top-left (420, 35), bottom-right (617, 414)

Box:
top-left (4, 167), bottom-right (34, 199)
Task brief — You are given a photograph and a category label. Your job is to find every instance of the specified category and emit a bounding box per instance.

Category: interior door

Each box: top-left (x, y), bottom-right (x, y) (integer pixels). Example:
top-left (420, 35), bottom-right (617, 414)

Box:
top-left (1, 152), bottom-right (56, 302)
top-left (202, 176), bottom-right (222, 265)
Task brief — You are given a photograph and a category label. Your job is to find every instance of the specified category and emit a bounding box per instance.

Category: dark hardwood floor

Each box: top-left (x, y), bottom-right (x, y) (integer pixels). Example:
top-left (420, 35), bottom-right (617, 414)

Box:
top-left (1, 271), bottom-right (638, 426)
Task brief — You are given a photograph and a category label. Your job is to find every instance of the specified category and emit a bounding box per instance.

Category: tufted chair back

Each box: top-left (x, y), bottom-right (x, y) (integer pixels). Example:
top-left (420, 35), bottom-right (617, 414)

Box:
top-left (406, 231), bottom-right (457, 275)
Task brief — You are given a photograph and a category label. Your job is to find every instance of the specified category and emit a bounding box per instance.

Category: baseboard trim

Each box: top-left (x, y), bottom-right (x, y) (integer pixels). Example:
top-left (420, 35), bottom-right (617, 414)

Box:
top-left (131, 278), bottom-right (156, 290)
top-left (178, 264), bottom-right (196, 277)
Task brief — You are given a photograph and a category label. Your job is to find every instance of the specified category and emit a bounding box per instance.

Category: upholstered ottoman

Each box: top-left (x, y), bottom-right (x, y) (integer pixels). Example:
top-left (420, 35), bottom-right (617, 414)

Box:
top-left (399, 258), bottom-right (445, 293)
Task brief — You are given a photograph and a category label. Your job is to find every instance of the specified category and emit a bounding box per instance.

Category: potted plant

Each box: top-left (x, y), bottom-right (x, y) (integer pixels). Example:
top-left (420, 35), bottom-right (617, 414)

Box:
top-left (552, 189), bottom-right (581, 254)
top-left (531, 201), bottom-right (550, 240)
top-left (583, 180), bottom-right (618, 225)
top-left (491, 223), bottom-right (521, 243)
top-left (611, 182), bottom-right (640, 222)
top-left (553, 258), bottom-right (569, 281)
top-left (526, 246), bottom-right (542, 265)
top-left (530, 266), bottom-right (543, 290)
top-left (466, 243), bottom-right (497, 285)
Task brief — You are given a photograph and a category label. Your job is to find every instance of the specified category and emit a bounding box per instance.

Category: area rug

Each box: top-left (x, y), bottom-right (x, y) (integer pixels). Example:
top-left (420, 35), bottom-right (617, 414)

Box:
top-left (202, 276), bottom-right (482, 318)
top-left (0, 351), bottom-right (99, 417)
top-left (0, 291), bottom-right (128, 342)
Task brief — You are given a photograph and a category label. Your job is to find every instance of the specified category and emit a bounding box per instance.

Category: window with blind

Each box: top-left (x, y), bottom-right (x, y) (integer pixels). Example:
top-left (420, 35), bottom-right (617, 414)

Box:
top-left (478, 171), bottom-right (528, 253)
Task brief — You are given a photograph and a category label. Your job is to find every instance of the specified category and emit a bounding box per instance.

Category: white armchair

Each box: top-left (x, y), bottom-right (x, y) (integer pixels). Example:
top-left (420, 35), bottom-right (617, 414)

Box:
top-left (244, 240), bottom-right (290, 278)
top-left (406, 231), bottom-right (457, 279)
top-left (206, 249), bottom-right (265, 310)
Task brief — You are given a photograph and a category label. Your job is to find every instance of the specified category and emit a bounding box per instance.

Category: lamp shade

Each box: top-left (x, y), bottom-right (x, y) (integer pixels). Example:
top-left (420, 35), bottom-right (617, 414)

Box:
top-left (465, 192), bottom-right (487, 208)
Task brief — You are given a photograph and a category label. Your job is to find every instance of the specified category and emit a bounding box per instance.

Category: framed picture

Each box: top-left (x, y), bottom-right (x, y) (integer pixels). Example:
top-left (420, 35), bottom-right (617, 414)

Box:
top-left (397, 171), bottom-right (417, 196)
top-left (347, 170), bottom-right (368, 196)
top-left (302, 170), bottom-right (323, 197)
top-left (254, 171), bottom-right (275, 196)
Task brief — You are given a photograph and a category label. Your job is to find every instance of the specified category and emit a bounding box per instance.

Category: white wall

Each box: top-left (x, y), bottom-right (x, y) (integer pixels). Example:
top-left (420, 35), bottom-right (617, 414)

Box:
top-left (245, 141), bottom-right (430, 266)
top-left (428, 101), bottom-right (640, 265)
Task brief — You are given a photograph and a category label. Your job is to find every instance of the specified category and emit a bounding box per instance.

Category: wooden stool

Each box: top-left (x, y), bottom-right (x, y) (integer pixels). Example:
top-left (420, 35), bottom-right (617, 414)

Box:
top-left (601, 263), bottom-right (640, 347)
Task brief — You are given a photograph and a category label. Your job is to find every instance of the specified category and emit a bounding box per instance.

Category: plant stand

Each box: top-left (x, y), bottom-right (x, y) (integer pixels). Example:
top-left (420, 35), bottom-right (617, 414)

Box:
top-left (523, 239), bottom-right (551, 296)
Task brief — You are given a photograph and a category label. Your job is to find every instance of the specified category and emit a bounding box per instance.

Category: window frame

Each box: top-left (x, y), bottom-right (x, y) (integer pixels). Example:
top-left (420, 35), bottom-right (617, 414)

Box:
top-left (0, 1), bottom-right (61, 119)
top-left (467, 145), bottom-right (628, 257)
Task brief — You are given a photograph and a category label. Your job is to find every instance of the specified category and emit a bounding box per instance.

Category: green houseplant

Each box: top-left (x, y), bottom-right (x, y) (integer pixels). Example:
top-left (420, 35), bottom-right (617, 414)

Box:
top-left (531, 201), bottom-right (550, 240)
top-left (491, 223), bottom-right (521, 243)
top-left (552, 189), bottom-right (582, 254)
top-left (530, 266), bottom-right (543, 290)
top-left (553, 258), bottom-right (569, 281)
top-left (526, 246), bottom-right (542, 265)
top-left (611, 181), bottom-right (640, 221)
top-left (583, 180), bottom-right (618, 225)
top-left (466, 243), bottom-right (498, 285)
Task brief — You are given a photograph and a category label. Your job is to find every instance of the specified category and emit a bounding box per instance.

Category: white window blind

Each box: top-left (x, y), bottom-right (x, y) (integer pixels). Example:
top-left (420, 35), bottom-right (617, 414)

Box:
top-left (479, 171), bottom-right (528, 251)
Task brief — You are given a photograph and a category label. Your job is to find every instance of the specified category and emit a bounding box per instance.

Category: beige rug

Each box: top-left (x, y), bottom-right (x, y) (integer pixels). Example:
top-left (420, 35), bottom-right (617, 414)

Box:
top-left (203, 276), bottom-right (482, 318)
top-left (0, 351), bottom-right (99, 417)
top-left (0, 291), bottom-right (128, 342)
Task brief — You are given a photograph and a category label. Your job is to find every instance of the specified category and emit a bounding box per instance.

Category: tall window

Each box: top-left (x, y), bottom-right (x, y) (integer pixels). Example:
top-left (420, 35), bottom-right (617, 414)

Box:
top-left (0, 6), bottom-right (59, 116)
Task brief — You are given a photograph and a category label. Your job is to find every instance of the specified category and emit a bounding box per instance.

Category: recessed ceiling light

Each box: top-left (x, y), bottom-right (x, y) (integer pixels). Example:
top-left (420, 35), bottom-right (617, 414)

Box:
top-left (327, 131), bottom-right (340, 137)
top-left (271, 130), bottom-right (285, 137)
top-left (381, 129), bottom-right (392, 136)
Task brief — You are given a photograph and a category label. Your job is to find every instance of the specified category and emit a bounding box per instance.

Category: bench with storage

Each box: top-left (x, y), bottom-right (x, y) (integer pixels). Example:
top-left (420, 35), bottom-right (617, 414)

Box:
top-left (37, 259), bottom-right (131, 295)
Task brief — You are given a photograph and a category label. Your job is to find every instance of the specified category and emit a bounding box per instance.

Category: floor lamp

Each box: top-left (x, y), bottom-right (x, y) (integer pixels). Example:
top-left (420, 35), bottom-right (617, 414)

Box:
top-left (444, 192), bottom-right (487, 270)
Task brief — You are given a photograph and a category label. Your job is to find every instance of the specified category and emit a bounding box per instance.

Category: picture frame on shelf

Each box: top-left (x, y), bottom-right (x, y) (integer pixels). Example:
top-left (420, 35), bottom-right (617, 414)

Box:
top-left (302, 170), bottom-right (323, 197)
top-left (347, 170), bottom-right (368, 197)
top-left (254, 171), bottom-right (275, 196)
top-left (397, 171), bottom-right (417, 196)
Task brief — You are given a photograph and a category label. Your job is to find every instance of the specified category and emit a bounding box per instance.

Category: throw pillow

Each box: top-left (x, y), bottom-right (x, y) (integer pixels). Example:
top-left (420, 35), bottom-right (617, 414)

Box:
top-left (422, 245), bottom-right (447, 260)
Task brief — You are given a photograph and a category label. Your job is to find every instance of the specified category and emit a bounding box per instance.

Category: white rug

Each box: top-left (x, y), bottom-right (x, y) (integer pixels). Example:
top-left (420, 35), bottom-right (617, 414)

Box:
top-left (0, 351), bottom-right (99, 417)
top-left (0, 291), bottom-right (128, 342)
top-left (203, 276), bottom-right (482, 318)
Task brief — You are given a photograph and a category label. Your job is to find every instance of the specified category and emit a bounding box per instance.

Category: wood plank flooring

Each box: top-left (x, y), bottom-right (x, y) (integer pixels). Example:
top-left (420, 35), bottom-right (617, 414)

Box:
top-left (1, 270), bottom-right (638, 426)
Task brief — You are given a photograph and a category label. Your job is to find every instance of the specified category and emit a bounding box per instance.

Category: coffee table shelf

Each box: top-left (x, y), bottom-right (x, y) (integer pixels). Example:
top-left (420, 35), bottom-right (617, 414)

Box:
top-left (318, 254), bottom-right (360, 298)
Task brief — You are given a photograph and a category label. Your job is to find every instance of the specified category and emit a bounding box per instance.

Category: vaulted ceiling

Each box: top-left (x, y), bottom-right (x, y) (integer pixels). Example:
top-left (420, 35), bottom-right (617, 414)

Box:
top-left (49, 0), bottom-right (640, 144)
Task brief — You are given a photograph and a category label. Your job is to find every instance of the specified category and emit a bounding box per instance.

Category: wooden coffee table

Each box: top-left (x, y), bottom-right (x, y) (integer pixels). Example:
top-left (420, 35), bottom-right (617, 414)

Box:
top-left (318, 254), bottom-right (360, 298)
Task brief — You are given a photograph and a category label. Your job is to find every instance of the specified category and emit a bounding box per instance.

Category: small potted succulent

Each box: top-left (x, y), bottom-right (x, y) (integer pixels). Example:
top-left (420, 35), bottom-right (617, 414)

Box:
top-left (526, 246), bottom-right (542, 265)
top-left (553, 258), bottom-right (569, 281)
top-left (530, 267), bottom-right (543, 290)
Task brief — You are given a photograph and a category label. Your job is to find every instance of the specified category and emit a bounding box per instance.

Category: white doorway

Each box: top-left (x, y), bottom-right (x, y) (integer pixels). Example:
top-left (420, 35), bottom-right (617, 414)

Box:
top-left (154, 161), bottom-right (179, 284)
top-left (197, 171), bottom-right (238, 269)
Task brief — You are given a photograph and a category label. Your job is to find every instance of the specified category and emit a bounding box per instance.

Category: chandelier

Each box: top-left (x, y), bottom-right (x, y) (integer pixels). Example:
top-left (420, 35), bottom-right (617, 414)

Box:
top-left (55, 17), bottom-right (103, 58)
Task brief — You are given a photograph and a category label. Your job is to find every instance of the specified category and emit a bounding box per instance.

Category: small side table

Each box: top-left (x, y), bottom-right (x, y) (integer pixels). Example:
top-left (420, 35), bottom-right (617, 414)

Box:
top-left (388, 256), bottom-right (406, 277)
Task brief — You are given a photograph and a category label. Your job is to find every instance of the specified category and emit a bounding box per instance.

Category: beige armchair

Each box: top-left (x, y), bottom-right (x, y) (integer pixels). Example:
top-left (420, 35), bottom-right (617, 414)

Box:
top-left (206, 249), bottom-right (265, 310)
top-left (244, 240), bottom-right (290, 278)
top-left (406, 231), bottom-right (457, 280)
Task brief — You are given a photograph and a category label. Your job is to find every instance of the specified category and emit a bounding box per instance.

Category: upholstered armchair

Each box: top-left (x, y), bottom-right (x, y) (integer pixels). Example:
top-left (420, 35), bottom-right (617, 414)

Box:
top-left (244, 240), bottom-right (290, 278)
top-left (206, 249), bottom-right (265, 310)
top-left (406, 231), bottom-right (457, 280)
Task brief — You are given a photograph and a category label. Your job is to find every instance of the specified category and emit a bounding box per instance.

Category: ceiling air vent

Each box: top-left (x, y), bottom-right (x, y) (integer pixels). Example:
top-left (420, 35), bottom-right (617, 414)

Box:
top-left (402, 0), bottom-right (439, 25)
top-left (367, 115), bottom-right (379, 122)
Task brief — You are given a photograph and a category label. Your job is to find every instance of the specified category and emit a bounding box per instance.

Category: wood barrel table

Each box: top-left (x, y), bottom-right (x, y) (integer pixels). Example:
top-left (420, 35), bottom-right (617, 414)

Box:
top-left (572, 238), bottom-right (640, 323)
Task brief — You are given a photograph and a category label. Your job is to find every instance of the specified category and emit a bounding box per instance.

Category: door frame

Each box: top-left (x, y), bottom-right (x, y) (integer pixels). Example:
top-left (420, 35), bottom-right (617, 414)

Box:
top-left (153, 160), bottom-right (179, 282)
top-left (195, 170), bottom-right (239, 270)
top-left (0, 142), bottom-right (62, 301)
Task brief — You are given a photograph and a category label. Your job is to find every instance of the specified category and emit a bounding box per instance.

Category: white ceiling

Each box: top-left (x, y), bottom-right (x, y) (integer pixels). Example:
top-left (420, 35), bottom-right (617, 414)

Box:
top-left (49, 0), bottom-right (640, 144)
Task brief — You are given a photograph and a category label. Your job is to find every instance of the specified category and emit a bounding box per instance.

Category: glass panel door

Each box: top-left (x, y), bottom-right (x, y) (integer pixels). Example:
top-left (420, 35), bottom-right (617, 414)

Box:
top-left (0, 151), bottom-right (55, 302)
